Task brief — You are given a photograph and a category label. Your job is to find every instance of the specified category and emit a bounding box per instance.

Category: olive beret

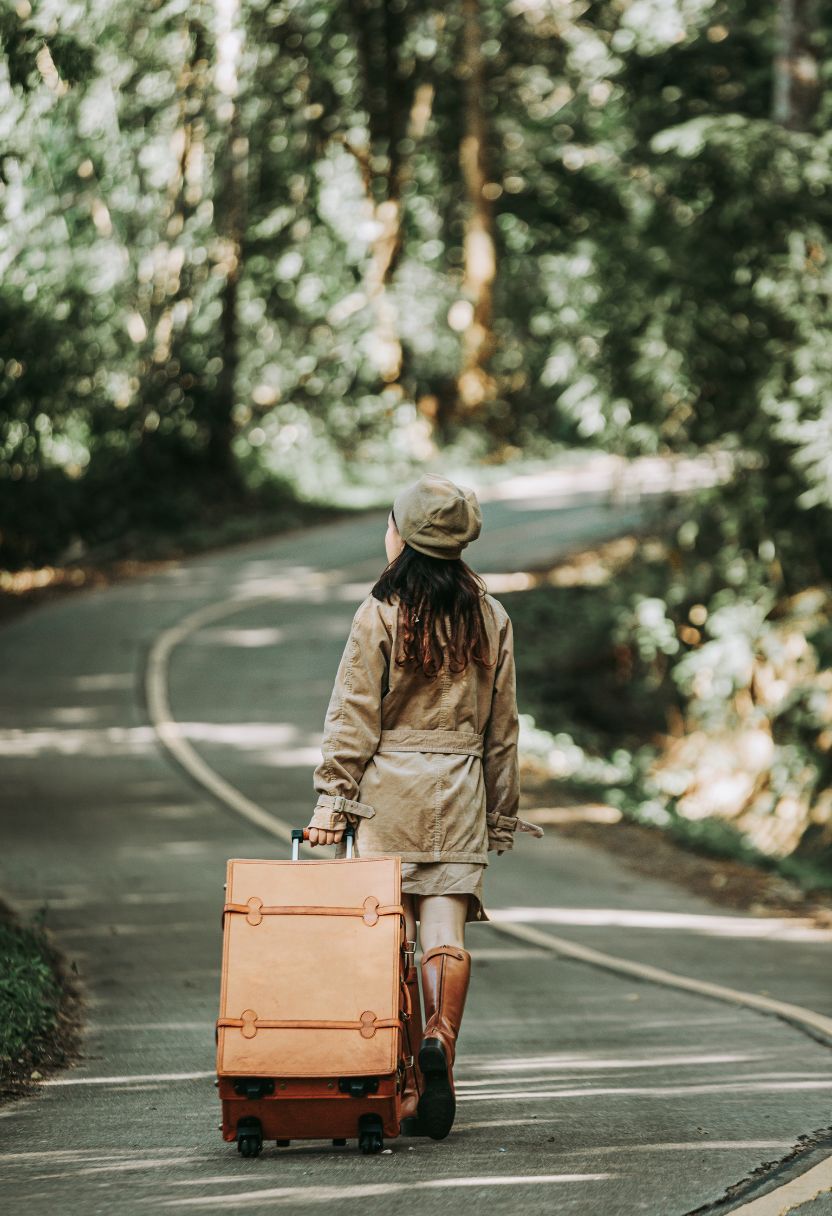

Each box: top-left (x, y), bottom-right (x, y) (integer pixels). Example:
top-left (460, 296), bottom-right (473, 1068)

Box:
top-left (392, 474), bottom-right (482, 560)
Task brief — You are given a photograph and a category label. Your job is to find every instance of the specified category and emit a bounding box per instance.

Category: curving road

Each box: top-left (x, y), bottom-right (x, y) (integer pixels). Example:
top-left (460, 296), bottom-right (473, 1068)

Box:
top-left (1, 460), bottom-right (831, 1216)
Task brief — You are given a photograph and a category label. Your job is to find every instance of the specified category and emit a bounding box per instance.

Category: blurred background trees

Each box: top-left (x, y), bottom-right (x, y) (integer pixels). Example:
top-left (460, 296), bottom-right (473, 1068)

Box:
top-left (2, 0), bottom-right (831, 876)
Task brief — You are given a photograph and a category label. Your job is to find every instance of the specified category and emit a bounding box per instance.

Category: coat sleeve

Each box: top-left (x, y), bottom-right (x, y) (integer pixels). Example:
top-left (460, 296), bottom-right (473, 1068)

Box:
top-left (308, 595), bottom-right (390, 831)
top-left (483, 611), bottom-right (520, 835)
top-left (482, 610), bottom-right (543, 852)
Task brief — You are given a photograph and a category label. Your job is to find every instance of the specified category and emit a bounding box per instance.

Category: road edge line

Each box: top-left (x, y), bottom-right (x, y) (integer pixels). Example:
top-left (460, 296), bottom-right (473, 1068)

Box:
top-left (145, 595), bottom-right (294, 844)
top-left (723, 1152), bottom-right (831, 1215)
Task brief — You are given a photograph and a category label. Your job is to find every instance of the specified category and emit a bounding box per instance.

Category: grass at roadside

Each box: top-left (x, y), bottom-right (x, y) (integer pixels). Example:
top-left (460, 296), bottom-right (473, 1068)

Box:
top-left (0, 902), bottom-right (81, 1101)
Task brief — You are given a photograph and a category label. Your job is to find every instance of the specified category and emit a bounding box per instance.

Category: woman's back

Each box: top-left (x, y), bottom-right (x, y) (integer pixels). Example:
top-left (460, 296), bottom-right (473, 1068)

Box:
top-left (313, 588), bottom-right (519, 870)
top-left (374, 590), bottom-right (511, 737)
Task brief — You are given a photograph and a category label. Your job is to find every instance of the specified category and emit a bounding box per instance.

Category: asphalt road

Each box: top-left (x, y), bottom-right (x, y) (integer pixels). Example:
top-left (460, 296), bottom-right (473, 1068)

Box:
top-left (1, 462), bottom-right (831, 1216)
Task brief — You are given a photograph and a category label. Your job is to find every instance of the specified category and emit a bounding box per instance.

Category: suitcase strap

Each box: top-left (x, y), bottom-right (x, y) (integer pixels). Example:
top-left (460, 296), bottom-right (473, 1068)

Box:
top-left (217, 1008), bottom-right (402, 1040)
top-left (223, 895), bottom-right (404, 927)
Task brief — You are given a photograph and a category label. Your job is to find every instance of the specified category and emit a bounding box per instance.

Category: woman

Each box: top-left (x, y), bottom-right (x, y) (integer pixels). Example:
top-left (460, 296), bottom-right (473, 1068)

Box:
top-left (306, 473), bottom-right (543, 1140)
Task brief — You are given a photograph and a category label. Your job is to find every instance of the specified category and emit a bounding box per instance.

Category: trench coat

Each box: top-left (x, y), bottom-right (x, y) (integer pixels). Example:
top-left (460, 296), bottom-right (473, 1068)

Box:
top-left (308, 590), bottom-right (524, 865)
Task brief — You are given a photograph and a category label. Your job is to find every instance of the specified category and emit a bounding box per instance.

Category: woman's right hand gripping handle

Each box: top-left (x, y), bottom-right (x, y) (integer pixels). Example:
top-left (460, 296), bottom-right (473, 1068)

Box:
top-left (306, 825), bottom-right (345, 847)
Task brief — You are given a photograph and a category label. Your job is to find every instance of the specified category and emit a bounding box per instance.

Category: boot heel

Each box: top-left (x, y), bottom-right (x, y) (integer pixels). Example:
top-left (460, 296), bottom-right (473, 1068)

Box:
top-left (399, 1115), bottom-right (426, 1136)
top-left (417, 1037), bottom-right (455, 1140)
top-left (418, 1037), bottom-right (447, 1075)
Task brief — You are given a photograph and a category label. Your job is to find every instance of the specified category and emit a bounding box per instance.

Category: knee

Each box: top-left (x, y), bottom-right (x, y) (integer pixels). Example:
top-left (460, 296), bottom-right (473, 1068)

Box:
top-left (419, 930), bottom-right (466, 956)
top-left (417, 894), bottom-right (467, 956)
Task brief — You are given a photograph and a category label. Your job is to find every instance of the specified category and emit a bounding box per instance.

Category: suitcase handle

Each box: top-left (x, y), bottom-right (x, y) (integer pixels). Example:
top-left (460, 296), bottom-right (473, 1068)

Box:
top-left (291, 826), bottom-right (355, 861)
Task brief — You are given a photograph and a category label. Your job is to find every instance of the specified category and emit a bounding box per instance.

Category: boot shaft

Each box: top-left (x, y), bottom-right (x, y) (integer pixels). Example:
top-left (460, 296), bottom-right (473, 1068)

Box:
top-left (420, 945), bottom-right (472, 1053)
top-left (416, 945), bottom-right (471, 1138)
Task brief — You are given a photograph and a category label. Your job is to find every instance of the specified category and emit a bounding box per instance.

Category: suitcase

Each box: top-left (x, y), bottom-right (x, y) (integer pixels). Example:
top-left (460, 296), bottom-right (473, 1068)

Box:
top-left (215, 827), bottom-right (416, 1156)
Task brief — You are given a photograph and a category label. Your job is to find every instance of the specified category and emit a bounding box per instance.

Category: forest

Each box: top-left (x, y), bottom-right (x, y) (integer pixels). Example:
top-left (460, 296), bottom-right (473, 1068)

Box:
top-left (2, 0), bottom-right (831, 880)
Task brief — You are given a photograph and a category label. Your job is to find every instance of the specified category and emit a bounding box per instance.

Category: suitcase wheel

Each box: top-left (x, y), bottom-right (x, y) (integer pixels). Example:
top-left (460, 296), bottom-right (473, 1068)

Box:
top-left (332, 1139), bottom-right (347, 1147)
top-left (276, 1139), bottom-right (291, 1147)
top-left (236, 1116), bottom-right (263, 1158)
top-left (358, 1113), bottom-right (384, 1155)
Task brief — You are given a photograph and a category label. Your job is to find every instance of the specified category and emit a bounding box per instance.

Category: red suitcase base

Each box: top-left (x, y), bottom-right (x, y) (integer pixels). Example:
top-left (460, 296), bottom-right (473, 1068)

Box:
top-left (220, 1074), bottom-right (402, 1150)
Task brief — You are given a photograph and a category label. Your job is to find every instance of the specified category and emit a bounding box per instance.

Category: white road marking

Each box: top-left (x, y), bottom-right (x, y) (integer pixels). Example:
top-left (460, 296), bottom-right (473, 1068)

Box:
top-left (489, 905), bottom-right (832, 942)
top-left (159, 1173), bottom-right (615, 1208)
top-left (41, 1070), bottom-right (215, 1087)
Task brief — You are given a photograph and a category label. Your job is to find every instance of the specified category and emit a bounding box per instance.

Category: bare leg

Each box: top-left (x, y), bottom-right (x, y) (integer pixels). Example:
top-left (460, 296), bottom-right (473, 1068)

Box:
top-left (417, 893), bottom-right (468, 953)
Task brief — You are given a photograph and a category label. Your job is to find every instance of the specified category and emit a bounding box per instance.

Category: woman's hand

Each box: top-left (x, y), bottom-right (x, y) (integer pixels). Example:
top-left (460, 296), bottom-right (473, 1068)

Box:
top-left (306, 826), bottom-right (345, 847)
top-left (486, 810), bottom-right (545, 853)
top-left (305, 803), bottom-right (348, 846)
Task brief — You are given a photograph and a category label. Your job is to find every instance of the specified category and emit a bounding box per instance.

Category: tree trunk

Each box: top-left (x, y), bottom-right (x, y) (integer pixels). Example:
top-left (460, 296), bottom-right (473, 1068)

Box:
top-left (135, 10), bottom-right (209, 473)
top-left (211, 113), bottom-right (245, 482)
top-left (343, 141), bottom-right (403, 386)
top-left (772, 0), bottom-right (821, 129)
top-left (344, 0), bottom-right (418, 387)
top-left (208, 0), bottom-right (247, 484)
top-left (455, 0), bottom-right (497, 413)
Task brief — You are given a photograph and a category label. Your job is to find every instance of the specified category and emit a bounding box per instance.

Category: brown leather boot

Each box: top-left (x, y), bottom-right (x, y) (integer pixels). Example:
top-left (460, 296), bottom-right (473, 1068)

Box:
top-left (399, 961), bottom-right (427, 1134)
top-left (416, 944), bottom-right (471, 1140)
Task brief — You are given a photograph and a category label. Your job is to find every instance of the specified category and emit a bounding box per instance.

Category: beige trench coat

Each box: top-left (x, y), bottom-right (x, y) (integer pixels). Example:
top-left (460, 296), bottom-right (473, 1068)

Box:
top-left (309, 591), bottom-right (521, 864)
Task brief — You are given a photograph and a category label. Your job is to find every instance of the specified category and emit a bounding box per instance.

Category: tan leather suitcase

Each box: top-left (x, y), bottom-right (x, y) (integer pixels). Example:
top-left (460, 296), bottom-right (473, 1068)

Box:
top-left (216, 828), bottom-right (414, 1156)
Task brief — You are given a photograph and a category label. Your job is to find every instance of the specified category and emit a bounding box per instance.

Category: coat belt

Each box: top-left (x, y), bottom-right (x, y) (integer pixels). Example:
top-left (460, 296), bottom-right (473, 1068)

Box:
top-left (377, 728), bottom-right (485, 758)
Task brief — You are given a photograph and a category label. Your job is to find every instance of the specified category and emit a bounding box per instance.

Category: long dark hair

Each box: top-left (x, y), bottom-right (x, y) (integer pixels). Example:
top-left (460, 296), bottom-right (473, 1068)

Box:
top-left (371, 538), bottom-right (495, 680)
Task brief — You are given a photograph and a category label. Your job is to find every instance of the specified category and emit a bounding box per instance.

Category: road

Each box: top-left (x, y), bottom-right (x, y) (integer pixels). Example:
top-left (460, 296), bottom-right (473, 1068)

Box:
top-left (1, 461), bottom-right (831, 1215)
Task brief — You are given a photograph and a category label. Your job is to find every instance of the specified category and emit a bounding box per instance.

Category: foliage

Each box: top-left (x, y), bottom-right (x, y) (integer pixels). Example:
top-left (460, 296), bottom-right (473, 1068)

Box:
top-left (506, 526), bottom-right (832, 885)
top-left (0, 910), bottom-right (62, 1065)
top-left (3, 1), bottom-right (830, 562)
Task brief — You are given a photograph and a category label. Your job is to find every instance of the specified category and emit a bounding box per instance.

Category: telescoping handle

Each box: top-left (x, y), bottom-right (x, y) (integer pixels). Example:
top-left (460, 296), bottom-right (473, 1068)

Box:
top-left (291, 825), bottom-right (355, 861)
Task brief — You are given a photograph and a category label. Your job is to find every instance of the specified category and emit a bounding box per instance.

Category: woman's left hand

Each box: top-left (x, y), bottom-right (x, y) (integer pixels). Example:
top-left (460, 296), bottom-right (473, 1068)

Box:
top-left (306, 826), bottom-right (345, 847)
top-left (486, 811), bottom-right (545, 853)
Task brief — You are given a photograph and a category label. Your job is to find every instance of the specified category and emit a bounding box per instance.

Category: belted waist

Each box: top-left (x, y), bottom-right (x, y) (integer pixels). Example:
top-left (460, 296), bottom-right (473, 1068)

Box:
top-left (377, 728), bottom-right (485, 758)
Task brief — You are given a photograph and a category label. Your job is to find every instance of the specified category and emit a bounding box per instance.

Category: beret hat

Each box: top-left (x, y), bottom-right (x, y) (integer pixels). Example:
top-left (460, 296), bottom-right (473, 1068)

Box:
top-left (392, 473), bottom-right (482, 561)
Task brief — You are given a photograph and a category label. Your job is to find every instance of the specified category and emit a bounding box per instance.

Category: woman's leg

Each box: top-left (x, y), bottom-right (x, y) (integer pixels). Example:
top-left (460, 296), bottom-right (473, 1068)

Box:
top-left (417, 893), bottom-right (467, 952)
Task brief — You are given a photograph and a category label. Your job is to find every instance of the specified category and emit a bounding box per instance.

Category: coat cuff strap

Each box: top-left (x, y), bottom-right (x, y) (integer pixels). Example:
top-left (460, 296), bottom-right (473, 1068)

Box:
top-left (314, 793), bottom-right (376, 819)
top-left (486, 810), bottom-right (545, 838)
